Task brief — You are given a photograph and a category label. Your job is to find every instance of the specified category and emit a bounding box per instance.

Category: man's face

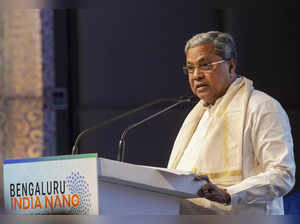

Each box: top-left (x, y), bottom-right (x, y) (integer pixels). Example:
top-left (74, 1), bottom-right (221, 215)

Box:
top-left (186, 41), bottom-right (236, 105)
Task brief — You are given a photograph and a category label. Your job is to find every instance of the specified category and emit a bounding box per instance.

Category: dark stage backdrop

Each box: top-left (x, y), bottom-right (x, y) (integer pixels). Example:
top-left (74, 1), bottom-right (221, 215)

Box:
top-left (57, 7), bottom-right (299, 192)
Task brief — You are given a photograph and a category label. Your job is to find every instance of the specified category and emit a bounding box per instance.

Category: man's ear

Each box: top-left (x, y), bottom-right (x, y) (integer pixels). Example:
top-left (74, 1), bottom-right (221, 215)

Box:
top-left (229, 59), bottom-right (236, 74)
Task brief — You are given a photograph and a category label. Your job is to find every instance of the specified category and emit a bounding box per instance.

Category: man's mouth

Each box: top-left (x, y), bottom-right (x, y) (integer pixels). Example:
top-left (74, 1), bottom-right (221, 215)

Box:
top-left (195, 83), bottom-right (208, 91)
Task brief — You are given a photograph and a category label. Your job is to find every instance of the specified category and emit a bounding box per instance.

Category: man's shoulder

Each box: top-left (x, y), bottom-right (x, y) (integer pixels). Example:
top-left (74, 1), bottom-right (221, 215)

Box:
top-left (249, 90), bottom-right (277, 105)
top-left (248, 90), bottom-right (285, 114)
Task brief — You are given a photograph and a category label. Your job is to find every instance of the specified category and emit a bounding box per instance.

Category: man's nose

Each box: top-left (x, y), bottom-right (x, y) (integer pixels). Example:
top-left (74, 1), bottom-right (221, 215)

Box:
top-left (192, 67), bottom-right (204, 79)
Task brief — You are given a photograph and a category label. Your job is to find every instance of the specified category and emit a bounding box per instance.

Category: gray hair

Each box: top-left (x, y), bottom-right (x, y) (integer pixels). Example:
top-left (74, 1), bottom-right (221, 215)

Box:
top-left (184, 31), bottom-right (237, 61)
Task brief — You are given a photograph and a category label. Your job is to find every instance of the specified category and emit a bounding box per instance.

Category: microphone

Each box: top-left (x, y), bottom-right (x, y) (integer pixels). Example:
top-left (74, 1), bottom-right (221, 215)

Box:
top-left (117, 96), bottom-right (196, 161)
top-left (71, 96), bottom-right (196, 155)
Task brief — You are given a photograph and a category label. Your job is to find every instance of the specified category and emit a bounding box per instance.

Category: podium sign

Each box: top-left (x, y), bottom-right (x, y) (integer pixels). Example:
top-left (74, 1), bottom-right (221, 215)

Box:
top-left (3, 154), bottom-right (99, 215)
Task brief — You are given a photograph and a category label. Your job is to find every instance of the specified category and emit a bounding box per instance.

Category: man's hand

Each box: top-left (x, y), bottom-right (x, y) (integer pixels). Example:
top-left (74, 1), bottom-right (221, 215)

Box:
top-left (194, 175), bottom-right (231, 205)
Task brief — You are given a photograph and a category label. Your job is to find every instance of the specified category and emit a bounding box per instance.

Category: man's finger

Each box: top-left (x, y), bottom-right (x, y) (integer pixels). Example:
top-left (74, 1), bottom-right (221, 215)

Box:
top-left (197, 188), bottom-right (204, 197)
top-left (197, 183), bottom-right (212, 197)
top-left (194, 175), bottom-right (210, 182)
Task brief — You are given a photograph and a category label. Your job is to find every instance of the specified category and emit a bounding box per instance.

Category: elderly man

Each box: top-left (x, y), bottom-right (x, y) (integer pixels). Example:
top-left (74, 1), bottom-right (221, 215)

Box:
top-left (167, 31), bottom-right (295, 215)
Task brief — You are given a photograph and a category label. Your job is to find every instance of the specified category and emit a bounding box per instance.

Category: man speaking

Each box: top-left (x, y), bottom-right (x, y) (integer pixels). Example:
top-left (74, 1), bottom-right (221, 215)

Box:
top-left (168, 31), bottom-right (295, 215)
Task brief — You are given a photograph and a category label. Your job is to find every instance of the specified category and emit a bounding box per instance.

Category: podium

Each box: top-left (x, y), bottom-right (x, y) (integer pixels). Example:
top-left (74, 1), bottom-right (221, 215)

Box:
top-left (98, 158), bottom-right (202, 215)
top-left (3, 154), bottom-right (204, 215)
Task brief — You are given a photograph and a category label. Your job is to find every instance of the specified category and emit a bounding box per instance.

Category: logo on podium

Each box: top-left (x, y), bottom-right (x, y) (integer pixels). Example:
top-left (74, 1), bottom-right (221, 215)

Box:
top-left (4, 154), bottom-right (99, 215)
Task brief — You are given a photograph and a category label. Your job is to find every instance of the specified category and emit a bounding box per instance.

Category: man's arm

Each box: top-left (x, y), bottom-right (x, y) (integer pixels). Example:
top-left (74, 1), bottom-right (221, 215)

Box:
top-left (226, 98), bottom-right (295, 206)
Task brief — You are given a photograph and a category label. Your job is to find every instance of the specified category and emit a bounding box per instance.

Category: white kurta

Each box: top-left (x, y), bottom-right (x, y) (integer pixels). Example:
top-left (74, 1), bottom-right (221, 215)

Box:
top-left (171, 79), bottom-right (295, 215)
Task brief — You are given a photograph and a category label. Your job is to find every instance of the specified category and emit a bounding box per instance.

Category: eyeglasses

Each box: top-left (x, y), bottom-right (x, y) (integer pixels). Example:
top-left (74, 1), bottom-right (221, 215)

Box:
top-left (182, 60), bottom-right (226, 75)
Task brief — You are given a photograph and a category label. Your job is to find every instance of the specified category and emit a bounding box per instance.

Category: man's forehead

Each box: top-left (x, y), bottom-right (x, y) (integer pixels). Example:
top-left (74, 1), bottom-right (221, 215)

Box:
top-left (186, 42), bottom-right (216, 63)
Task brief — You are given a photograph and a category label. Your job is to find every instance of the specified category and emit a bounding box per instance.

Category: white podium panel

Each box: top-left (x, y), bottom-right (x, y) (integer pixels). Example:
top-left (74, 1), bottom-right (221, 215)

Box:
top-left (99, 181), bottom-right (180, 215)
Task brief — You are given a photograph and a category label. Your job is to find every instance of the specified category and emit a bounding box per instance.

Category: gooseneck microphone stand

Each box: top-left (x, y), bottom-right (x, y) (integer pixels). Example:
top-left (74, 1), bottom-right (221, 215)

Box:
top-left (117, 96), bottom-right (194, 162)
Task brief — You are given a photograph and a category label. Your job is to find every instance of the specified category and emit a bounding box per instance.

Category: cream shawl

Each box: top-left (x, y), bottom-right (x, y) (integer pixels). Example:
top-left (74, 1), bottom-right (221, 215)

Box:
top-left (168, 77), bottom-right (254, 186)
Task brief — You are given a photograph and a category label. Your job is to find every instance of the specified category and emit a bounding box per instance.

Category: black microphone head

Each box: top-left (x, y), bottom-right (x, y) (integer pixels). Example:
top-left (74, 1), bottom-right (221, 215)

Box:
top-left (179, 95), bottom-right (198, 102)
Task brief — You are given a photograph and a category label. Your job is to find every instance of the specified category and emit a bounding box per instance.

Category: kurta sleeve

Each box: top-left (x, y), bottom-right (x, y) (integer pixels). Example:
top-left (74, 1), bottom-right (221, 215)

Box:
top-left (226, 98), bottom-right (296, 206)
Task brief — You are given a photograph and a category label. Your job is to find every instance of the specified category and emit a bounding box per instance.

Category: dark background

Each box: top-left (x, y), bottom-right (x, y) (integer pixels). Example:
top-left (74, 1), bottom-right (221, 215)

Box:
top-left (53, 7), bottom-right (299, 193)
